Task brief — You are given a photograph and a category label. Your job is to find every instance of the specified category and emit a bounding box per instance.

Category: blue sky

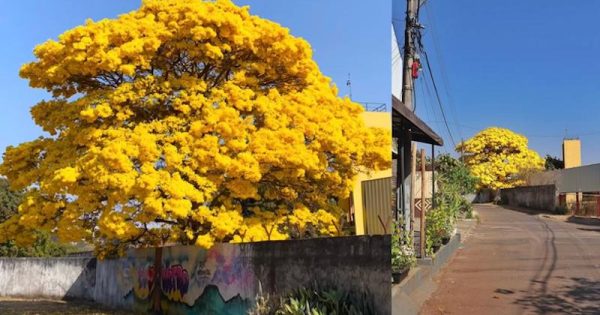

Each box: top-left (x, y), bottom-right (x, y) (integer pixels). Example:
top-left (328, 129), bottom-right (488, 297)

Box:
top-left (6, 1), bottom-right (597, 166)
top-left (411, 1), bottom-right (600, 165)
top-left (0, 0), bottom-right (390, 159)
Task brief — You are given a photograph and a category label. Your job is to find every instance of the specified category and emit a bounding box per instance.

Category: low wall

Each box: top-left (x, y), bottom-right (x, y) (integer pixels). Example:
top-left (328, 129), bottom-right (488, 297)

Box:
top-left (251, 236), bottom-right (390, 313)
top-left (500, 185), bottom-right (557, 211)
top-left (0, 235), bottom-right (390, 315)
top-left (0, 257), bottom-right (96, 300)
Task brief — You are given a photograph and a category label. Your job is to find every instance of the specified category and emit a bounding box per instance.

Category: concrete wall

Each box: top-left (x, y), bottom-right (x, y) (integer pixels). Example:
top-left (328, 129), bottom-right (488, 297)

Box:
top-left (528, 169), bottom-right (560, 187)
top-left (251, 235), bottom-right (390, 314)
top-left (529, 163), bottom-right (600, 193)
top-left (500, 185), bottom-right (557, 211)
top-left (0, 257), bottom-right (96, 300)
top-left (0, 236), bottom-right (390, 315)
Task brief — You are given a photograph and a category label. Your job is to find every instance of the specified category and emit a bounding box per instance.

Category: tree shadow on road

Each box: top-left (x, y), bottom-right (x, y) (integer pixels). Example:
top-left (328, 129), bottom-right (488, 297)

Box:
top-left (507, 216), bottom-right (600, 314)
top-left (513, 277), bottom-right (600, 315)
top-left (498, 204), bottom-right (547, 216)
top-left (577, 227), bottom-right (600, 233)
top-left (568, 216), bottom-right (600, 226)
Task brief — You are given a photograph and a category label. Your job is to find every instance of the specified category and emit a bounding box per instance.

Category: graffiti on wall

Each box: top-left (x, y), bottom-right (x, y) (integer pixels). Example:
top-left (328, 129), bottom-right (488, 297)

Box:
top-left (119, 245), bottom-right (255, 315)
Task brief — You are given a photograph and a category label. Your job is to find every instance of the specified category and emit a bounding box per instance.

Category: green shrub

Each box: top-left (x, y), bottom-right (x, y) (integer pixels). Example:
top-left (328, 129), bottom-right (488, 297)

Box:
top-left (459, 198), bottom-right (474, 219)
top-left (249, 285), bottom-right (376, 315)
top-left (422, 155), bottom-right (477, 255)
top-left (425, 205), bottom-right (454, 256)
top-left (435, 154), bottom-right (477, 195)
top-left (554, 206), bottom-right (569, 215)
top-left (391, 220), bottom-right (416, 272)
top-left (465, 207), bottom-right (474, 219)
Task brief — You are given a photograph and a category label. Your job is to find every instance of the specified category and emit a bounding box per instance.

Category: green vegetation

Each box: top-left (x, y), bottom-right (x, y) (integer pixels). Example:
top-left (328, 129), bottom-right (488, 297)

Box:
top-left (0, 233), bottom-right (73, 257)
top-left (0, 177), bottom-right (22, 223)
top-left (545, 155), bottom-right (564, 170)
top-left (249, 285), bottom-right (375, 315)
top-left (425, 205), bottom-right (455, 256)
top-left (426, 155), bottom-right (476, 255)
top-left (554, 206), bottom-right (569, 215)
top-left (0, 177), bottom-right (74, 257)
top-left (391, 219), bottom-right (416, 273)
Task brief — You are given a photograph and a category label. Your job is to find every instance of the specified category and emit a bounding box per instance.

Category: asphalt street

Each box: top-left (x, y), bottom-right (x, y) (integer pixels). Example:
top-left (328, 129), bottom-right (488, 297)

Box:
top-left (421, 204), bottom-right (600, 315)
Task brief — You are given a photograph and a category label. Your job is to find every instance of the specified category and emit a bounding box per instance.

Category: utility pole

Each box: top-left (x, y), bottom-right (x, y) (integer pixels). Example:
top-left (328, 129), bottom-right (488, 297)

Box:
top-left (401, 0), bottom-right (420, 111)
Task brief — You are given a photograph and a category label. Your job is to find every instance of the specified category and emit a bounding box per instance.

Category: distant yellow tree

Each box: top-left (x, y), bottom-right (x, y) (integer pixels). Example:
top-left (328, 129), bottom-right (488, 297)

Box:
top-left (456, 127), bottom-right (543, 190)
top-left (0, 0), bottom-right (389, 257)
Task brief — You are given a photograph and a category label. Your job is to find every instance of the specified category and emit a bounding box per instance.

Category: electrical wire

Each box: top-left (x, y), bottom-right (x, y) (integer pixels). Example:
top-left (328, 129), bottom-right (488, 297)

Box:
top-left (407, 11), bottom-right (457, 149)
top-left (422, 3), bottom-right (464, 142)
top-left (421, 49), bottom-right (457, 148)
top-left (425, 121), bottom-right (600, 141)
top-left (420, 70), bottom-right (444, 137)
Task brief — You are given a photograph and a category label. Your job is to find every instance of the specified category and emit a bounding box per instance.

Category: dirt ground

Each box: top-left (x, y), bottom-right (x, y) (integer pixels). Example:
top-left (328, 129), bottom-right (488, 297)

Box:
top-left (0, 298), bottom-right (131, 315)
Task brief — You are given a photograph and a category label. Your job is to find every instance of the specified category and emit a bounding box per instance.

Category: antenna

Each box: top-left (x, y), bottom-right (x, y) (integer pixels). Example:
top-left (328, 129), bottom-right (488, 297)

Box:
top-left (346, 73), bottom-right (352, 100)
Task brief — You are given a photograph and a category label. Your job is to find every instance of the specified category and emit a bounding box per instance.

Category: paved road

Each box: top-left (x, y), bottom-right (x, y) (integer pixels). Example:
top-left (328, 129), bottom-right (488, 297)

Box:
top-left (421, 204), bottom-right (600, 315)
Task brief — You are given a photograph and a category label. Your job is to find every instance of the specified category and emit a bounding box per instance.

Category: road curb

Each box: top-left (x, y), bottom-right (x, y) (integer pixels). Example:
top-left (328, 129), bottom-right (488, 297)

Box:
top-left (392, 232), bottom-right (462, 315)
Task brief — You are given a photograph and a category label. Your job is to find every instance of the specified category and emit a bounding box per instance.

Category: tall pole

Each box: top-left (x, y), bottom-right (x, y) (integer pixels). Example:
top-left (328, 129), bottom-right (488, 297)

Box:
top-left (410, 143), bottom-right (417, 231)
top-left (431, 144), bottom-right (436, 209)
top-left (420, 148), bottom-right (426, 257)
top-left (401, 0), bottom-right (419, 111)
top-left (346, 73), bottom-right (352, 100)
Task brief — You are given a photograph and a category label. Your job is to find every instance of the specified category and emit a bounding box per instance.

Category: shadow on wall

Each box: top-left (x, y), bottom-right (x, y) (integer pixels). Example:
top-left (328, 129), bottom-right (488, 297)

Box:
top-left (473, 189), bottom-right (496, 203)
top-left (0, 257), bottom-right (97, 301)
top-left (65, 259), bottom-right (97, 301)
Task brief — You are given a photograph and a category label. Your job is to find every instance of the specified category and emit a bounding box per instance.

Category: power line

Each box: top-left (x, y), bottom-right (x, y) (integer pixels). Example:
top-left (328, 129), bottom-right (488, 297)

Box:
top-left (417, 68), bottom-right (450, 155)
top-left (405, 3), bottom-right (456, 149)
top-left (422, 3), bottom-right (464, 142)
top-left (420, 49), bottom-right (457, 148)
top-left (426, 121), bottom-right (600, 139)
top-left (419, 70), bottom-right (445, 139)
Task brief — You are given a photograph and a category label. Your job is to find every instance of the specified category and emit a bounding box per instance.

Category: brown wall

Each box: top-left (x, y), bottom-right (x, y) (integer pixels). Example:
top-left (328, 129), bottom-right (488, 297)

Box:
top-left (500, 185), bottom-right (557, 211)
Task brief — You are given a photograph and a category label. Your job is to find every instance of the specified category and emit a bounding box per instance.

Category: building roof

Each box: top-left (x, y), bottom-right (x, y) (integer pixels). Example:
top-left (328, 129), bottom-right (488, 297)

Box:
top-left (392, 96), bottom-right (444, 146)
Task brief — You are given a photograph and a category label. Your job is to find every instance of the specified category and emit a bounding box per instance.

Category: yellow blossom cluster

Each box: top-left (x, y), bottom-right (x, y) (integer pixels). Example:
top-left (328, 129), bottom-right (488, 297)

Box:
top-left (456, 127), bottom-right (544, 190)
top-left (0, 0), bottom-right (389, 256)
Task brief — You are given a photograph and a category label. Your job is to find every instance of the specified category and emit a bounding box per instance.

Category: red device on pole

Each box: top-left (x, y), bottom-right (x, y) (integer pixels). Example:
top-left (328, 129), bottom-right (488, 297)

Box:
top-left (411, 58), bottom-right (421, 79)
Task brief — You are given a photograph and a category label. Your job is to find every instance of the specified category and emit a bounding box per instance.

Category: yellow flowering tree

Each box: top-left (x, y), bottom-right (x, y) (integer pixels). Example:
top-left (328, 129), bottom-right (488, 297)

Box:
top-left (0, 0), bottom-right (389, 256)
top-left (456, 127), bottom-right (543, 190)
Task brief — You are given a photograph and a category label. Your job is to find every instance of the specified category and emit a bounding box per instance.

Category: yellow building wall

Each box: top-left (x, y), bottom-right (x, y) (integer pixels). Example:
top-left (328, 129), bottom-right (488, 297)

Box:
top-left (348, 112), bottom-right (392, 235)
top-left (351, 169), bottom-right (392, 235)
top-left (562, 139), bottom-right (582, 212)
top-left (563, 139), bottom-right (581, 169)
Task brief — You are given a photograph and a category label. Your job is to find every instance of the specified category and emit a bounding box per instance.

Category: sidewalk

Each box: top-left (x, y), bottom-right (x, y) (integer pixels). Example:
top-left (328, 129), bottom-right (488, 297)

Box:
top-left (392, 217), bottom-right (477, 315)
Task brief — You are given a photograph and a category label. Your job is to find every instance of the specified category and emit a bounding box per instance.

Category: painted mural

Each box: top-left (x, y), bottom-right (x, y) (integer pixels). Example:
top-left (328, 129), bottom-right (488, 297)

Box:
top-left (118, 245), bottom-right (255, 315)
